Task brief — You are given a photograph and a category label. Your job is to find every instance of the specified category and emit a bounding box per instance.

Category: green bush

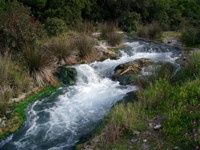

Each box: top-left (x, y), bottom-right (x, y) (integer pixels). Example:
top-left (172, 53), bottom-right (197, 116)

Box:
top-left (22, 45), bottom-right (57, 86)
top-left (119, 11), bottom-right (141, 32)
top-left (181, 27), bottom-right (200, 46)
top-left (137, 23), bottom-right (162, 40)
top-left (44, 17), bottom-right (67, 36)
top-left (0, 1), bottom-right (45, 51)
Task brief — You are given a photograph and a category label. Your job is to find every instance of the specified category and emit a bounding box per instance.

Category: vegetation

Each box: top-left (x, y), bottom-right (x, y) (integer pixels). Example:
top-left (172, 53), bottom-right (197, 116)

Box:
top-left (22, 45), bottom-right (57, 86)
top-left (0, 1), bottom-right (44, 52)
top-left (84, 51), bottom-right (200, 149)
top-left (0, 52), bottom-right (30, 114)
top-left (181, 27), bottom-right (200, 46)
top-left (46, 38), bottom-right (74, 65)
top-left (44, 17), bottom-right (67, 36)
top-left (74, 35), bottom-right (96, 58)
top-left (137, 23), bottom-right (162, 40)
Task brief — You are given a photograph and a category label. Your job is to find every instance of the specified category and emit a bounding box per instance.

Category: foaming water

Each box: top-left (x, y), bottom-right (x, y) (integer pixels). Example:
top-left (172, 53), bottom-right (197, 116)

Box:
top-left (0, 40), bottom-right (181, 150)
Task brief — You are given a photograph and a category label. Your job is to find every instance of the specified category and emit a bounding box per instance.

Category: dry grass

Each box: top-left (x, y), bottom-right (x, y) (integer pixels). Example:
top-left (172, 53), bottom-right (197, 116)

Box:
top-left (46, 38), bottom-right (74, 65)
top-left (137, 23), bottom-right (162, 40)
top-left (74, 35), bottom-right (96, 59)
top-left (106, 32), bottom-right (123, 46)
top-left (100, 22), bottom-right (116, 39)
top-left (0, 52), bottom-right (30, 114)
top-left (22, 45), bottom-right (57, 86)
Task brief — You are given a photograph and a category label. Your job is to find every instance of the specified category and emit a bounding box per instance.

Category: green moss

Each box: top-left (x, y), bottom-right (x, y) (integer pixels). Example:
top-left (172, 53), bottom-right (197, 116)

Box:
top-left (124, 33), bottom-right (137, 38)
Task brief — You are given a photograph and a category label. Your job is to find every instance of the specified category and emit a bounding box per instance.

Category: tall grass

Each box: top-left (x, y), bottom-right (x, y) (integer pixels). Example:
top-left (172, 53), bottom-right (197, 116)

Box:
top-left (100, 23), bottom-right (123, 46)
top-left (74, 35), bottom-right (96, 59)
top-left (137, 23), bottom-right (162, 40)
top-left (0, 52), bottom-right (30, 114)
top-left (22, 45), bottom-right (57, 86)
top-left (46, 38), bottom-right (74, 65)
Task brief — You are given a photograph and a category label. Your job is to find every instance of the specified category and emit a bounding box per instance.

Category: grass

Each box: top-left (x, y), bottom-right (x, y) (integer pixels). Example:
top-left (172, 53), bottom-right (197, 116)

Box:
top-left (0, 52), bottom-right (30, 114)
top-left (106, 32), bottom-right (123, 46)
top-left (46, 38), bottom-right (74, 65)
top-left (99, 22), bottom-right (123, 46)
top-left (74, 35), bottom-right (96, 59)
top-left (137, 23), bottom-right (162, 40)
top-left (22, 45), bottom-right (57, 86)
top-left (78, 51), bottom-right (200, 149)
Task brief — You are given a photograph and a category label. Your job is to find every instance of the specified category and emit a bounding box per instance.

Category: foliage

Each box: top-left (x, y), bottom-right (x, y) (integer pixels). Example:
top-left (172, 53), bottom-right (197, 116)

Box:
top-left (0, 52), bottom-right (30, 114)
top-left (44, 17), bottom-right (67, 36)
top-left (181, 27), bottom-right (200, 46)
top-left (19, 0), bottom-right (47, 10)
top-left (74, 35), bottom-right (96, 58)
top-left (119, 11), bottom-right (141, 32)
top-left (46, 38), bottom-right (74, 65)
top-left (137, 23), bottom-right (162, 40)
top-left (22, 45), bottom-right (57, 86)
top-left (0, 1), bottom-right (45, 52)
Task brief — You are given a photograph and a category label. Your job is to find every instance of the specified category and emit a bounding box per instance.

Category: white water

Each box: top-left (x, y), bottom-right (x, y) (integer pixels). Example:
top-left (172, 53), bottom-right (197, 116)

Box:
top-left (0, 40), bottom-right (181, 150)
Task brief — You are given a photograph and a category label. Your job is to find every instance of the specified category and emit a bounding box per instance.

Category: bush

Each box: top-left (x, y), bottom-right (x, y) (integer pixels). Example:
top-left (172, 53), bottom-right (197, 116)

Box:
top-left (137, 23), bottom-right (162, 40)
top-left (44, 17), bottom-right (67, 36)
top-left (74, 35), bottom-right (96, 58)
top-left (181, 27), bottom-right (200, 46)
top-left (22, 45), bottom-right (57, 86)
top-left (106, 32), bottom-right (123, 46)
top-left (119, 11), bottom-right (141, 32)
top-left (46, 38), bottom-right (74, 65)
top-left (100, 23), bottom-right (116, 39)
top-left (0, 1), bottom-right (45, 51)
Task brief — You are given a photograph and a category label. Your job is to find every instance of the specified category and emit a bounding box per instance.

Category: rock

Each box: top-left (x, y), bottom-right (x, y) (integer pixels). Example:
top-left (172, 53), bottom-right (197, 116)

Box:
top-left (143, 139), bottom-right (147, 143)
top-left (0, 118), bottom-right (2, 123)
top-left (174, 146), bottom-right (179, 149)
top-left (0, 120), bottom-right (6, 128)
top-left (149, 123), bottom-right (154, 128)
top-left (54, 67), bottom-right (77, 85)
top-left (131, 138), bottom-right (138, 143)
top-left (113, 58), bottom-right (152, 77)
top-left (6, 110), bottom-right (12, 114)
top-left (133, 130), bottom-right (140, 135)
top-left (154, 124), bottom-right (162, 130)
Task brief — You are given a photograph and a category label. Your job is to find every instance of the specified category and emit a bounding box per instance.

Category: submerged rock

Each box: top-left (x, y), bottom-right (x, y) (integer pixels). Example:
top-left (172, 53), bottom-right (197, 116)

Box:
top-left (55, 66), bottom-right (77, 85)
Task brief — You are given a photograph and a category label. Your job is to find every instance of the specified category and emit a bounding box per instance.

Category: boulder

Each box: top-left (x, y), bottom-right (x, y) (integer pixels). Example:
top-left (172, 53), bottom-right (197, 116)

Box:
top-left (54, 66), bottom-right (77, 85)
top-left (113, 58), bottom-right (152, 77)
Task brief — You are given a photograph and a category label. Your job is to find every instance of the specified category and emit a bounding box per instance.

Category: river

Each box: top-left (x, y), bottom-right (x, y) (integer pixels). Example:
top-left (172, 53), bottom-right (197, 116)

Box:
top-left (0, 39), bottom-right (181, 150)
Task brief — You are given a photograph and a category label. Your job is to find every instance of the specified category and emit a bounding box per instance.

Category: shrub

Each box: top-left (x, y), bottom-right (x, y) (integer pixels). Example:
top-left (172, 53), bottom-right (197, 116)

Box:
top-left (44, 17), bottom-right (67, 36)
top-left (22, 45), bottom-right (57, 86)
top-left (181, 27), bottom-right (200, 46)
top-left (0, 1), bottom-right (45, 51)
top-left (100, 23), bottom-right (116, 39)
top-left (137, 23), bottom-right (162, 40)
top-left (106, 32), bottom-right (123, 46)
top-left (0, 52), bottom-right (30, 98)
top-left (74, 35), bottom-right (96, 58)
top-left (46, 38), bottom-right (74, 65)
top-left (119, 11), bottom-right (141, 32)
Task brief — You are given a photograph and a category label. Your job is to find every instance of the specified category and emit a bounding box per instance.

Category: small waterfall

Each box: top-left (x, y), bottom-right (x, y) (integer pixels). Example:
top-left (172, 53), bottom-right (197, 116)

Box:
top-left (0, 40), bottom-right (181, 150)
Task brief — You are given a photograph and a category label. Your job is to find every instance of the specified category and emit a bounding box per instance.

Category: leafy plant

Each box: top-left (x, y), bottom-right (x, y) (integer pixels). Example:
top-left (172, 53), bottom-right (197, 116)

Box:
top-left (181, 27), bottom-right (200, 46)
top-left (44, 17), bottom-right (67, 36)
top-left (0, 1), bottom-right (45, 52)
top-left (119, 11), bottom-right (141, 32)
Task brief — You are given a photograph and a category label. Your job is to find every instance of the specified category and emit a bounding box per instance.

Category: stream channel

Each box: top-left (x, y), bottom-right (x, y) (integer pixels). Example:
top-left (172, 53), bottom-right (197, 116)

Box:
top-left (0, 39), bottom-right (181, 150)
